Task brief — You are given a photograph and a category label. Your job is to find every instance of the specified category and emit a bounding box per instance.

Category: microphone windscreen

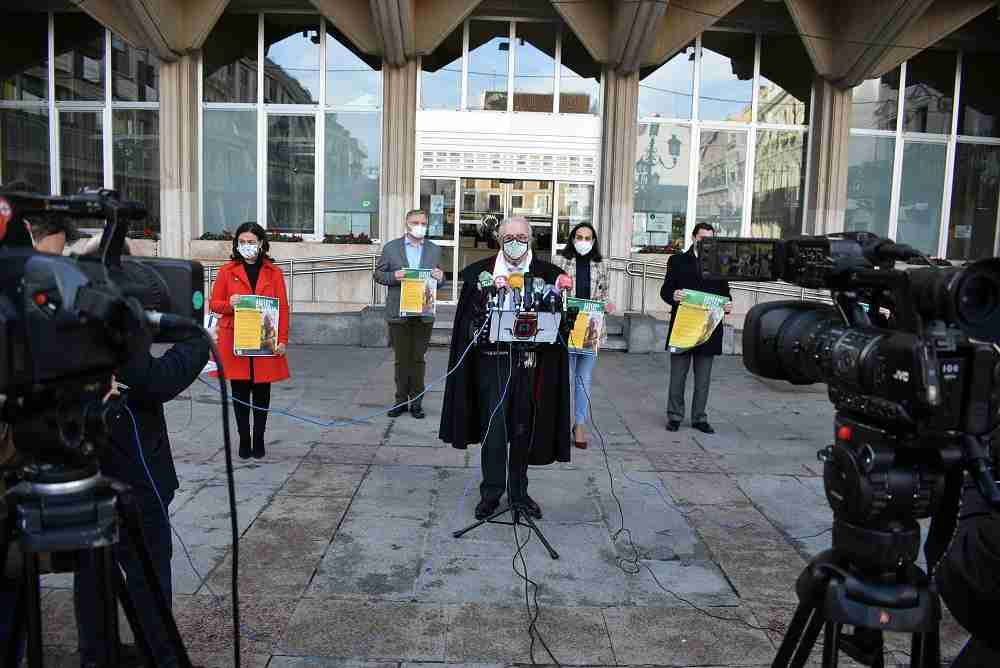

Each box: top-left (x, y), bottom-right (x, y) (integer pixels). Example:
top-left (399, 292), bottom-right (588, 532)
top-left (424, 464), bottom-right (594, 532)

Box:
top-left (532, 277), bottom-right (545, 294)
top-left (478, 271), bottom-right (493, 288)
top-left (494, 275), bottom-right (509, 289)
top-left (556, 274), bottom-right (573, 291)
top-left (508, 273), bottom-right (524, 290)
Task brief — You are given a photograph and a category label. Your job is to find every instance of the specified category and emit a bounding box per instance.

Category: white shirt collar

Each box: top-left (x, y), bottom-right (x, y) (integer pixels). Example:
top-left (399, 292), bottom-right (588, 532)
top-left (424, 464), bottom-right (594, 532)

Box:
top-left (493, 249), bottom-right (532, 278)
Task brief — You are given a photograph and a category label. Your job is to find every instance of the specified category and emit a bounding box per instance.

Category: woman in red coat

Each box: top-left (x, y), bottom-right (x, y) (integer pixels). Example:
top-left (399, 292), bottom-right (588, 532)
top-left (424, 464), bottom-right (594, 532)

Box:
top-left (209, 222), bottom-right (291, 459)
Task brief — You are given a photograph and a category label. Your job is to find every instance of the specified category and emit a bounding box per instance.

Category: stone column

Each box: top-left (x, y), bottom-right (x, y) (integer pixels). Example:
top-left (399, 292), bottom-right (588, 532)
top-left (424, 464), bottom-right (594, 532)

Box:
top-left (596, 67), bottom-right (639, 309)
top-left (804, 76), bottom-right (852, 236)
top-left (380, 59), bottom-right (418, 239)
top-left (158, 53), bottom-right (200, 259)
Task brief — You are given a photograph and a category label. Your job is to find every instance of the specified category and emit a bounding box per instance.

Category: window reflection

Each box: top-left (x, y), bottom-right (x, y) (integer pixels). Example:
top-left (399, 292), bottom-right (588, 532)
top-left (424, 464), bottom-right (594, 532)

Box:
top-left (699, 32), bottom-right (754, 122)
top-left (468, 21), bottom-right (509, 111)
top-left (696, 129), bottom-right (746, 236)
top-left (420, 178), bottom-right (455, 239)
top-left (559, 28), bottom-right (599, 115)
top-left (325, 112), bottom-right (380, 238)
top-left (1, 13), bottom-right (48, 101)
top-left (60, 111), bottom-right (103, 195)
top-left (327, 24), bottom-right (382, 109)
top-left (752, 130), bottom-right (806, 239)
top-left (265, 15), bottom-right (320, 105)
top-left (758, 36), bottom-right (811, 125)
top-left (268, 115), bottom-right (316, 234)
top-left (203, 110), bottom-right (256, 234)
top-left (421, 25), bottom-right (462, 110)
top-left (557, 183), bottom-right (594, 244)
top-left (845, 135), bottom-right (895, 239)
top-left (512, 22), bottom-right (555, 112)
top-left (638, 44), bottom-right (694, 120)
top-left (902, 50), bottom-right (954, 134)
top-left (850, 68), bottom-right (900, 131)
top-left (896, 142), bottom-right (946, 254)
top-left (957, 53), bottom-right (1000, 138)
top-left (112, 35), bottom-right (159, 102)
top-left (0, 108), bottom-right (50, 193)
top-left (203, 14), bottom-right (259, 103)
top-left (635, 123), bottom-right (690, 249)
top-left (948, 143), bottom-right (1000, 260)
top-left (55, 13), bottom-right (105, 102)
top-left (113, 110), bottom-right (160, 231)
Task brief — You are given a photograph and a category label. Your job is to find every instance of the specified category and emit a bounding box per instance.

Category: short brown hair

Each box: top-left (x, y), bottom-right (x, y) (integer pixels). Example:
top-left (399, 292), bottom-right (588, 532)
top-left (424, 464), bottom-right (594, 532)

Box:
top-left (405, 209), bottom-right (427, 221)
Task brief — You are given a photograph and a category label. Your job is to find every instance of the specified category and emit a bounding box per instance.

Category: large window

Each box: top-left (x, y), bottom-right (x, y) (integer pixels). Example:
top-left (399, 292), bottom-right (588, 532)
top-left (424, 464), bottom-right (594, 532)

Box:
top-left (636, 32), bottom-right (811, 250)
top-left (421, 20), bottom-right (599, 115)
top-left (846, 50), bottom-right (1000, 260)
top-left (202, 13), bottom-right (382, 238)
top-left (0, 12), bottom-right (161, 230)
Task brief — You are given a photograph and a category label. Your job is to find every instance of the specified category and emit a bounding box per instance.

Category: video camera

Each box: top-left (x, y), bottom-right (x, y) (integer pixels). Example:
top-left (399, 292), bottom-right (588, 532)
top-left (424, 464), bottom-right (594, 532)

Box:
top-left (698, 232), bottom-right (1000, 567)
top-left (0, 188), bottom-right (204, 475)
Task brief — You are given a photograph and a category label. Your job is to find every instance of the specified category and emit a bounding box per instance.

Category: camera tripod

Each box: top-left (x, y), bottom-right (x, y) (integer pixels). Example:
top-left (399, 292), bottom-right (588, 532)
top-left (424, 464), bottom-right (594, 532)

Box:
top-left (1, 468), bottom-right (194, 668)
top-left (772, 519), bottom-right (940, 668)
top-left (451, 343), bottom-right (560, 560)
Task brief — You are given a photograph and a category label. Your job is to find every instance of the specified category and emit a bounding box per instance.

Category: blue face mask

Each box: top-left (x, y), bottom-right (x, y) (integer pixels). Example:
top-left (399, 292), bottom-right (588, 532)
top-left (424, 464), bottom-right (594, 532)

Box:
top-left (503, 239), bottom-right (528, 261)
top-left (238, 242), bottom-right (259, 260)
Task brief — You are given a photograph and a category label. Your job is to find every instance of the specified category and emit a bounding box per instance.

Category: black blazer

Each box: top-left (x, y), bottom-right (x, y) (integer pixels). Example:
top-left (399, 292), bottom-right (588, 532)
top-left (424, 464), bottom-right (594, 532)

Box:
top-left (659, 248), bottom-right (732, 355)
top-left (102, 335), bottom-right (210, 504)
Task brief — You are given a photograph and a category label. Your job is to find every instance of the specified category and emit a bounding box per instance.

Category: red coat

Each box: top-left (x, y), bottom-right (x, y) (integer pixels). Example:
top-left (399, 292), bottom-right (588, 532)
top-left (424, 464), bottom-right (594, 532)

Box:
top-left (209, 259), bottom-right (291, 383)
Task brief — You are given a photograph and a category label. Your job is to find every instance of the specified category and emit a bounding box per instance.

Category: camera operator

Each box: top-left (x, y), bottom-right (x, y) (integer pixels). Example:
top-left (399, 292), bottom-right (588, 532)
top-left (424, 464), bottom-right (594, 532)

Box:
top-left (72, 235), bottom-right (211, 668)
top-left (926, 473), bottom-right (1000, 667)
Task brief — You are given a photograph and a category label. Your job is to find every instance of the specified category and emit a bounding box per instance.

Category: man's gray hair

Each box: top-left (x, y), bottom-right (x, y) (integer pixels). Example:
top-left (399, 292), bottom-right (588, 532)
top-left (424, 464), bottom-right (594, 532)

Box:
top-left (499, 216), bottom-right (531, 237)
top-left (404, 208), bottom-right (427, 221)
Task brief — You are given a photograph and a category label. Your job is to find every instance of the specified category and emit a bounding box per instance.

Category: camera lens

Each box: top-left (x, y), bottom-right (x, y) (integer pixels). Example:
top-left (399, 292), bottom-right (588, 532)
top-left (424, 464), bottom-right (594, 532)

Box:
top-left (954, 259), bottom-right (1000, 342)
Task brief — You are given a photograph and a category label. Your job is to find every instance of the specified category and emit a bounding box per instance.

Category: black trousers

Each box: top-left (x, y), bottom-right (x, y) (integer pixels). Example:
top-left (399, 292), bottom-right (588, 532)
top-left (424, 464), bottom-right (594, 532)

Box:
top-left (388, 319), bottom-right (434, 406)
top-left (231, 379), bottom-right (272, 444)
top-left (668, 351), bottom-right (715, 423)
top-left (75, 493), bottom-right (175, 667)
top-left (478, 350), bottom-right (531, 502)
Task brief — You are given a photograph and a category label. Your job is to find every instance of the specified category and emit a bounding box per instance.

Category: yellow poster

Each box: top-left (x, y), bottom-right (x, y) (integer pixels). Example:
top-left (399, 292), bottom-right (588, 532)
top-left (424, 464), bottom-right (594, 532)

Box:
top-left (669, 304), bottom-right (712, 350)
top-left (234, 309), bottom-right (263, 351)
top-left (400, 278), bottom-right (426, 314)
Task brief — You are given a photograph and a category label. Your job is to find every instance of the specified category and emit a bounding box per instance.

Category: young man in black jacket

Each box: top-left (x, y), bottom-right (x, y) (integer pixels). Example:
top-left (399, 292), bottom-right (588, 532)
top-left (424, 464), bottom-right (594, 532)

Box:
top-left (74, 321), bottom-right (210, 668)
top-left (660, 223), bottom-right (732, 434)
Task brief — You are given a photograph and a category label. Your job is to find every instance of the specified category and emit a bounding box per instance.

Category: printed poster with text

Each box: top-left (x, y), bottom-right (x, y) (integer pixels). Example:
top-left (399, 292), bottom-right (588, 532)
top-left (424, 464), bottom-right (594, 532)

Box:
top-left (234, 295), bottom-right (281, 356)
top-left (399, 269), bottom-right (437, 317)
top-left (667, 289), bottom-right (730, 353)
top-left (567, 298), bottom-right (605, 356)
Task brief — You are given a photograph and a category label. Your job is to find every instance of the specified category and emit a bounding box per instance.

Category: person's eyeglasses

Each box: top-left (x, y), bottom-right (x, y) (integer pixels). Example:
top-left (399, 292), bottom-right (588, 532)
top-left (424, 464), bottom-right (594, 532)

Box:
top-left (503, 235), bottom-right (530, 243)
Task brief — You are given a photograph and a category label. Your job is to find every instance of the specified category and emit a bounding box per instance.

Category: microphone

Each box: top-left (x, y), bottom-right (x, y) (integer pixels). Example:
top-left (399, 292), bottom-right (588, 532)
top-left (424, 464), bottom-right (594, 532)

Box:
top-left (555, 274), bottom-right (573, 312)
top-left (508, 273), bottom-right (524, 310)
top-left (530, 277), bottom-right (545, 312)
top-left (493, 275), bottom-right (509, 307)
top-left (542, 284), bottom-right (561, 313)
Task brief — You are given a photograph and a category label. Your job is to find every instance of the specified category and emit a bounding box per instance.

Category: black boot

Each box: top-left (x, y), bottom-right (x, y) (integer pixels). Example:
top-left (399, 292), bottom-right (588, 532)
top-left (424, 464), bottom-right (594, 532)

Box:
top-left (237, 423), bottom-right (252, 459)
top-left (252, 416), bottom-right (267, 459)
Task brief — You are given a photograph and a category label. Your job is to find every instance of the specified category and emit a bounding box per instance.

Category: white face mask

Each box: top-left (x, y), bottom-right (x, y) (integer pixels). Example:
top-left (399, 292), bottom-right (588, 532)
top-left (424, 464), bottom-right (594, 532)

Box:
top-left (409, 224), bottom-right (427, 239)
top-left (574, 240), bottom-right (594, 257)
top-left (503, 239), bottom-right (529, 261)
top-left (238, 242), bottom-right (259, 261)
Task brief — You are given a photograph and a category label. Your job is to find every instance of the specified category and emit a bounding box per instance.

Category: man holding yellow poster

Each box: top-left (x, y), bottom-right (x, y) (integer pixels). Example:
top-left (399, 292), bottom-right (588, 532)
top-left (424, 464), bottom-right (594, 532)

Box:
top-left (660, 223), bottom-right (732, 434)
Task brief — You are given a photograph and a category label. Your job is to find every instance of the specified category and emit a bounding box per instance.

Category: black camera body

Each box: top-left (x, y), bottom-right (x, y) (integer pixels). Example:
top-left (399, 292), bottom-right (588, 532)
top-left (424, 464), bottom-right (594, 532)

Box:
top-left (0, 188), bottom-right (204, 475)
top-left (699, 233), bottom-right (1000, 570)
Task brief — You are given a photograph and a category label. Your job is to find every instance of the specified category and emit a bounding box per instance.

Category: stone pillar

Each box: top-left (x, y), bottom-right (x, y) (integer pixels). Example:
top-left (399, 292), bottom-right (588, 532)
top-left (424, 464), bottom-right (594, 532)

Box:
top-left (158, 53), bottom-right (200, 259)
top-left (804, 76), bottom-right (852, 236)
top-left (596, 67), bottom-right (639, 309)
top-left (381, 59), bottom-right (418, 239)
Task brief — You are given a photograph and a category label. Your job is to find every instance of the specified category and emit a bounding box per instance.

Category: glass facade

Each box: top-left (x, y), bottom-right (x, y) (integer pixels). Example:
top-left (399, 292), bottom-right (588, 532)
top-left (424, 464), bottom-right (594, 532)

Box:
top-left (202, 13), bottom-right (382, 238)
top-left (636, 32), bottom-right (811, 250)
top-left (421, 20), bottom-right (600, 115)
top-left (846, 50), bottom-right (1000, 259)
top-left (0, 12), bottom-right (161, 230)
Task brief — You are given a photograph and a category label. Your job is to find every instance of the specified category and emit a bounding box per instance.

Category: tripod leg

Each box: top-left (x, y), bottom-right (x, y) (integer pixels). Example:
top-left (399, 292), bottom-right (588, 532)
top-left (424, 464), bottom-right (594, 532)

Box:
top-left (910, 630), bottom-right (940, 668)
top-left (94, 545), bottom-right (122, 668)
top-left (118, 498), bottom-right (194, 668)
top-left (113, 567), bottom-right (156, 668)
top-left (517, 512), bottom-right (559, 560)
top-left (23, 553), bottom-right (43, 668)
top-left (822, 623), bottom-right (841, 668)
top-left (453, 504), bottom-right (513, 538)
top-left (789, 609), bottom-right (826, 668)
top-left (771, 602), bottom-right (816, 668)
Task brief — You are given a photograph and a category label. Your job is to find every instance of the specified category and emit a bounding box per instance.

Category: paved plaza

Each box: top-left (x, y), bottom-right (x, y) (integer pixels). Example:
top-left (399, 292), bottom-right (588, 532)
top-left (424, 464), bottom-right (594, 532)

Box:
top-left (38, 347), bottom-right (969, 667)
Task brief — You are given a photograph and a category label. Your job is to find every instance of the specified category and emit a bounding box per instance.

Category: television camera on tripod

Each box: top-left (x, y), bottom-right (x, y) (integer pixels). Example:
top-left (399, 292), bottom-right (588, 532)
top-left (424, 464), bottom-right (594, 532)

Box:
top-left (697, 232), bottom-right (1000, 668)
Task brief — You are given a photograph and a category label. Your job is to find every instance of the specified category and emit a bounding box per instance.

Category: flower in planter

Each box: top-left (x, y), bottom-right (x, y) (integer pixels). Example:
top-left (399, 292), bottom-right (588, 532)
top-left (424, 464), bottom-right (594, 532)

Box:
top-left (199, 230), bottom-right (234, 241)
top-left (322, 233), bottom-right (373, 244)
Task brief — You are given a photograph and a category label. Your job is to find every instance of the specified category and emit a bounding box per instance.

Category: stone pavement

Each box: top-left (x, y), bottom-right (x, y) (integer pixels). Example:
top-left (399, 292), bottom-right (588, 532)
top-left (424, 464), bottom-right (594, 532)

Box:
top-left (38, 347), bottom-right (969, 667)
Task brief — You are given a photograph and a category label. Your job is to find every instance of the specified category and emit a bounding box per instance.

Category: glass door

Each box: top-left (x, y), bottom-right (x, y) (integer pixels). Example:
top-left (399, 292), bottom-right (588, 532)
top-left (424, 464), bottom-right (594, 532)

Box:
top-left (419, 177), bottom-right (458, 302)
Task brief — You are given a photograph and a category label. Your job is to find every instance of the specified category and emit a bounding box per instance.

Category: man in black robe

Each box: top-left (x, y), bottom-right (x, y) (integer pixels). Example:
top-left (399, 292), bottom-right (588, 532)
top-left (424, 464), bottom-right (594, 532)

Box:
top-left (440, 217), bottom-right (572, 520)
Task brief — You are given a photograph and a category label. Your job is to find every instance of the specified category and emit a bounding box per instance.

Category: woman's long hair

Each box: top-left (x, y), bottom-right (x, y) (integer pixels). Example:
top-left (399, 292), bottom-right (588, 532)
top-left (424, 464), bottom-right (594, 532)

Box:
top-left (559, 222), bottom-right (603, 262)
top-left (230, 222), bottom-right (272, 262)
